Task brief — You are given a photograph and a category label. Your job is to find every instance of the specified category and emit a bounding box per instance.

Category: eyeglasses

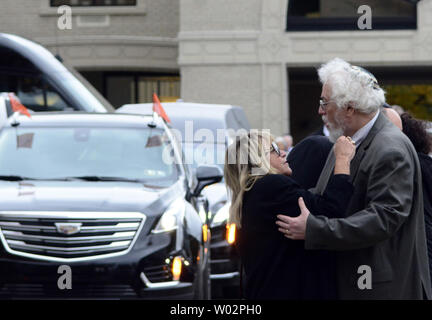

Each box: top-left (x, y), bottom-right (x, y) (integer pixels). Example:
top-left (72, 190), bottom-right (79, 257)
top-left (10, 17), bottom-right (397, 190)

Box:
top-left (319, 99), bottom-right (335, 111)
top-left (270, 142), bottom-right (281, 156)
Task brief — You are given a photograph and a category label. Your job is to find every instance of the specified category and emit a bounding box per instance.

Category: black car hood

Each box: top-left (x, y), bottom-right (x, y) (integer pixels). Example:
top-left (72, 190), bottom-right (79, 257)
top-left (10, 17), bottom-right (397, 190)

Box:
top-left (0, 180), bottom-right (185, 216)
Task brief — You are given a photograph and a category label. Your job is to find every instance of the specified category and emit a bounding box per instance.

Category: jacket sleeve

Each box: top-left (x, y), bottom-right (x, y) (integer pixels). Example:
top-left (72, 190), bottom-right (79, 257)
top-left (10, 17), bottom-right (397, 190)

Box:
top-left (262, 174), bottom-right (352, 219)
top-left (305, 148), bottom-right (415, 251)
top-left (300, 174), bottom-right (353, 219)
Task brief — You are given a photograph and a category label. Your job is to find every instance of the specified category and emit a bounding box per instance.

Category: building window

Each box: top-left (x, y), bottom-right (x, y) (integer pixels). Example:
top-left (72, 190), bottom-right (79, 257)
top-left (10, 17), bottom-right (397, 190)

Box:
top-left (50, 0), bottom-right (136, 6)
top-left (286, 0), bottom-right (418, 31)
top-left (101, 73), bottom-right (180, 109)
top-left (137, 77), bottom-right (180, 104)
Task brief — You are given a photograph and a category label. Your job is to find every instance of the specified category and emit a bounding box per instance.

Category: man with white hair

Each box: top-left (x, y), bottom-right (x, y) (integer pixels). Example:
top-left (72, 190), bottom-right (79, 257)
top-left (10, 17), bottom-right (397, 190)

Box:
top-left (277, 57), bottom-right (431, 299)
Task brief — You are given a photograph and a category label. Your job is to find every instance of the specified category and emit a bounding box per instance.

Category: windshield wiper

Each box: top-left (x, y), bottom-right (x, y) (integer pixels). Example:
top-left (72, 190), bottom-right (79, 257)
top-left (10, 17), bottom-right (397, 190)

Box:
top-left (0, 175), bottom-right (71, 181)
top-left (0, 175), bottom-right (37, 181)
top-left (62, 176), bottom-right (144, 183)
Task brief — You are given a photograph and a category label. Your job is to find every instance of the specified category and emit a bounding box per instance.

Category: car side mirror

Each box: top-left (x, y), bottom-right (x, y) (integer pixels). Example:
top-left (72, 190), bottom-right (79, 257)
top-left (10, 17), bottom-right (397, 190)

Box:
top-left (193, 165), bottom-right (223, 196)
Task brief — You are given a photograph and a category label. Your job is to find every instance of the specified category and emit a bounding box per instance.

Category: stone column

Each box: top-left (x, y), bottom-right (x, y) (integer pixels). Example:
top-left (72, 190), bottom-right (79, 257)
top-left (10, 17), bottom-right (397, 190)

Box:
top-left (178, 0), bottom-right (289, 136)
top-left (259, 0), bottom-right (289, 135)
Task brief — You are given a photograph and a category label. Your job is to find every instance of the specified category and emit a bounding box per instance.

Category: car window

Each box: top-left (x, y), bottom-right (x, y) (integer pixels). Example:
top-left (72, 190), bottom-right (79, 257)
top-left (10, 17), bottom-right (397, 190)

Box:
top-left (0, 73), bottom-right (73, 111)
top-left (0, 126), bottom-right (179, 187)
top-left (0, 46), bottom-right (74, 111)
top-left (0, 45), bottom-right (112, 113)
top-left (0, 46), bottom-right (38, 73)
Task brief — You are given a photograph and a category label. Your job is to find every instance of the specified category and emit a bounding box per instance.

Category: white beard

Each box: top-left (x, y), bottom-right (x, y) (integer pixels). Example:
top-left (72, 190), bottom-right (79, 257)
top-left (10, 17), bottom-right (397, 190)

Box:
top-left (327, 126), bottom-right (344, 143)
top-left (323, 113), bottom-right (345, 143)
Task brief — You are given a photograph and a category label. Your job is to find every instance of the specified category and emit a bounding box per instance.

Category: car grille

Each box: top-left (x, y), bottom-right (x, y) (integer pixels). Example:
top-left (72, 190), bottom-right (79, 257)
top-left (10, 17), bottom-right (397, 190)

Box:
top-left (0, 211), bottom-right (145, 262)
top-left (210, 224), bottom-right (226, 243)
top-left (0, 283), bottom-right (138, 299)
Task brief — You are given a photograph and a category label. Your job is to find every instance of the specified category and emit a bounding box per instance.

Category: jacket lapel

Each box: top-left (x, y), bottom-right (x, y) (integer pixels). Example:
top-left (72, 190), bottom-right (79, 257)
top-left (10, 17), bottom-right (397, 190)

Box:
top-left (349, 112), bottom-right (388, 183)
top-left (315, 148), bottom-right (335, 195)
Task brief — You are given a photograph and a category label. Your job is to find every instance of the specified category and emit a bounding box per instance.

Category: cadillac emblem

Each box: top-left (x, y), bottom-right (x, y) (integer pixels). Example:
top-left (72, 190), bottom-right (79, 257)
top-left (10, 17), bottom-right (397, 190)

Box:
top-left (55, 222), bottom-right (82, 235)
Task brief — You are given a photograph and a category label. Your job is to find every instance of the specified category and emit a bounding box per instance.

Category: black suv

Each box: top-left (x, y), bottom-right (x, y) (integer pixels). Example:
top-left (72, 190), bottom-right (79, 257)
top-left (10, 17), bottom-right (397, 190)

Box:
top-left (0, 111), bottom-right (221, 299)
top-left (118, 102), bottom-right (250, 298)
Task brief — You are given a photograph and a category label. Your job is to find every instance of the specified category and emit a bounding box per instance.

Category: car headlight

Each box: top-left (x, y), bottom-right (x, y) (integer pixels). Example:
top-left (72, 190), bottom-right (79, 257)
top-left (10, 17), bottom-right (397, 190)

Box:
top-left (152, 198), bottom-right (185, 234)
top-left (211, 201), bottom-right (229, 227)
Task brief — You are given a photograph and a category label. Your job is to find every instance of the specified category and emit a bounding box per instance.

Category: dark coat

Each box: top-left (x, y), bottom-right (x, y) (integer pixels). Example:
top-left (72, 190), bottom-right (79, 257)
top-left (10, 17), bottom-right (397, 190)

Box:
top-left (418, 152), bottom-right (432, 288)
top-left (287, 135), bottom-right (333, 189)
top-left (311, 126), bottom-right (326, 137)
top-left (306, 113), bottom-right (432, 299)
top-left (239, 173), bottom-right (353, 300)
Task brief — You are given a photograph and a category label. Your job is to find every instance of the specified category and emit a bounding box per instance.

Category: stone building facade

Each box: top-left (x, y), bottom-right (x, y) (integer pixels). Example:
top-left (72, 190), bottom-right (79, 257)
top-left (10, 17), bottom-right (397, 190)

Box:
top-left (179, 0), bottom-right (431, 140)
top-left (0, 0), bottom-right (430, 141)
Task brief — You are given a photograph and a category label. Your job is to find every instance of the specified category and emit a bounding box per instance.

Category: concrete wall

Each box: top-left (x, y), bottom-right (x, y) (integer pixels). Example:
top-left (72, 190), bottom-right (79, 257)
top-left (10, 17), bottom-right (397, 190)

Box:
top-left (0, 0), bottom-right (179, 71)
top-left (2, 0), bottom-right (432, 136)
top-left (178, 0), bottom-right (432, 136)
top-left (179, 0), bottom-right (289, 134)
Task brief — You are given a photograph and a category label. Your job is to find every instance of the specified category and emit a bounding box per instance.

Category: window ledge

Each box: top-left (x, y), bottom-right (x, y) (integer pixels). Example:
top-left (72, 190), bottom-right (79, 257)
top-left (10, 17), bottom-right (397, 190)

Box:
top-left (286, 16), bottom-right (417, 32)
top-left (39, 0), bottom-right (146, 16)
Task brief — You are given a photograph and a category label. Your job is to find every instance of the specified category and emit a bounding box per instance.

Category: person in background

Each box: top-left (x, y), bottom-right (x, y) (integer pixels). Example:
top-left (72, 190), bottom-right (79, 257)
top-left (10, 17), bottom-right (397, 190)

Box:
top-left (400, 112), bottom-right (432, 289)
top-left (275, 136), bottom-right (288, 154)
top-left (392, 104), bottom-right (405, 115)
top-left (382, 104), bottom-right (403, 130)
top-left (275, 134), bottom-right (294, 154)
top-left (282, 133), bottom-right (294, 153)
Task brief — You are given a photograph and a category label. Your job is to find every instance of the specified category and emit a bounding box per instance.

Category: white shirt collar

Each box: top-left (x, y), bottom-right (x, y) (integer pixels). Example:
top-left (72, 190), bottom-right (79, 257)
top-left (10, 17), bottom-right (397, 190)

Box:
top-left (351, 110), bottom-right (380, 147)
top-left (323, 125), bottom-right (330, 137)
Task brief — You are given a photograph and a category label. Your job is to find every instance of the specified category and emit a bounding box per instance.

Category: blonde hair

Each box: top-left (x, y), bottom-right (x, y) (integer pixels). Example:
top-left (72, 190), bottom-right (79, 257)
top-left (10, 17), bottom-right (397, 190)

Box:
top-left (224, 130), bottom-right (277, 229)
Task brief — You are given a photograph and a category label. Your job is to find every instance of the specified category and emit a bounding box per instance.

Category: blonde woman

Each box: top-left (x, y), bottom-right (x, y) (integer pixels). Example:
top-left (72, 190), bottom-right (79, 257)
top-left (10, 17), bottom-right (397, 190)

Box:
top-left (224, 131), bottom-right (355, 299)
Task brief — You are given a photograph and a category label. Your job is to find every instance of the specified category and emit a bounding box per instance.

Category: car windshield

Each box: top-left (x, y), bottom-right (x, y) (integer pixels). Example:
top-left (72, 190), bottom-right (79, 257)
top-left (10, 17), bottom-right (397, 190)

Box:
top-left (0, 126), bottom-right (179, 187)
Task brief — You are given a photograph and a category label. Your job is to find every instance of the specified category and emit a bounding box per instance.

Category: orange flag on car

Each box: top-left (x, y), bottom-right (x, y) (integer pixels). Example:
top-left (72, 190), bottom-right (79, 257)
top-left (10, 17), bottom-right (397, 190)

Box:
top-left (8, 93), bottom-right (31, 118)
top-left (152, 93), bottom-right (171, 123)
